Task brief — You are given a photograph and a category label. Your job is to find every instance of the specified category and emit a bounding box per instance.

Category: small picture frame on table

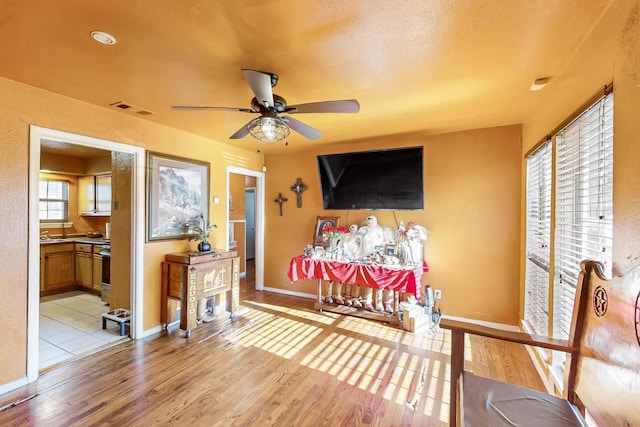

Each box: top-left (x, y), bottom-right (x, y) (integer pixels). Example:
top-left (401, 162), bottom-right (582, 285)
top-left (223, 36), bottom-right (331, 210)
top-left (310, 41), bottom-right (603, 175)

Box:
top-left (384, 244), bottom-right (397, 256)
top-left (312, 215), bottom-right (340, 246)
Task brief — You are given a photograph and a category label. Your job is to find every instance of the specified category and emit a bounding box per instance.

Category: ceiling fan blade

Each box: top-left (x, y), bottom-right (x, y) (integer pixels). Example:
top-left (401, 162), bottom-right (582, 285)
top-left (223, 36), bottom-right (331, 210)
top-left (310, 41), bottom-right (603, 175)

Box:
top-left (242, 69), bottom-right (275, 108)
top-left (229, 120), bottom-right (253, 139)
top-left (171, 105), bottom-right (255, 113)
top-left (284, 117), bottom-right (323, 140)
top-left (286, 99), bottom-right (360, 114)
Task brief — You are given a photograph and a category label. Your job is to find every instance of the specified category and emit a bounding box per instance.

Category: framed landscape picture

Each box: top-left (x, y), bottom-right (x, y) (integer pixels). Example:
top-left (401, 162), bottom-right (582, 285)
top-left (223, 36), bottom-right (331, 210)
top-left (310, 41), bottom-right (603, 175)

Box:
top-left (146, 151), bottom-right (209, 242)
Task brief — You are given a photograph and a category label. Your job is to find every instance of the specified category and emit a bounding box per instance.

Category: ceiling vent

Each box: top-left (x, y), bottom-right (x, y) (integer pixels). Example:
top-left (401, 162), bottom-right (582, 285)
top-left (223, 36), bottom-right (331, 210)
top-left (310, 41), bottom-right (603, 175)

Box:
top-left (109, 101), bottom-right (154, 116)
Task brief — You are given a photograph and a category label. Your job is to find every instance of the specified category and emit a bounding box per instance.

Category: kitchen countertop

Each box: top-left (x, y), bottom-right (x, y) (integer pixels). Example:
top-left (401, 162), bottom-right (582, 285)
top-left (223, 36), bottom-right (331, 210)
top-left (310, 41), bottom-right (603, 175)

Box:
top-left (40, 236), bottom-right (110, 245)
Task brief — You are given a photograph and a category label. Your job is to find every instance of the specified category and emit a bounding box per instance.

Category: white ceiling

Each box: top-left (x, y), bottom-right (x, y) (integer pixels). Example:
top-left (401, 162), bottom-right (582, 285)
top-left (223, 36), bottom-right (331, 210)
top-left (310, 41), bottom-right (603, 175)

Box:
top-left (0, 0), bottom-right (628, 154)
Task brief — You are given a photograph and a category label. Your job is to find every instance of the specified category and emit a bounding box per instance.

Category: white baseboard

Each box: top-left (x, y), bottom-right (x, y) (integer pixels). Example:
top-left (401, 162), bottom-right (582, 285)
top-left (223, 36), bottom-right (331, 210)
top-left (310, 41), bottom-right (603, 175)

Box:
top-left (0, 376), bottom-right (29, 398)
top-left (440, 314), bottom-right (520, 331)
top-left (142, 324), bottom-right (165, 338)
top-left (261, 286), bottom-right (316, 300)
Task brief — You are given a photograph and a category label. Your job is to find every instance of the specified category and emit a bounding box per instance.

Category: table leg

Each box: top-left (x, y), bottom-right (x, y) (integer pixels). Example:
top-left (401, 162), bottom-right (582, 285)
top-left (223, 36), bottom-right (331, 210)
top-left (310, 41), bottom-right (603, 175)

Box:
top-left (394, 291), bottom-right (400, 314)
top-left (317, 279), bottom-right (322, 303)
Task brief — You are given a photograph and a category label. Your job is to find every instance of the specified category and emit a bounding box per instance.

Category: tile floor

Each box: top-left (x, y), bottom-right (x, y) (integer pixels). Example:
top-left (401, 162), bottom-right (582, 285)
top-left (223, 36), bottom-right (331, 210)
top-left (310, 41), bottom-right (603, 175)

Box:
top-left (40, 291), bottom-right (129, 370)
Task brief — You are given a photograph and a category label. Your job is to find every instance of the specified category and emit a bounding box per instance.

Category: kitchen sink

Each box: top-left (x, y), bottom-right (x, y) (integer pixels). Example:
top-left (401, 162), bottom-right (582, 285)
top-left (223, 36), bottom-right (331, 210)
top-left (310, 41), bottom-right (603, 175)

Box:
top-left (40, 238), bottom-right (71, 243)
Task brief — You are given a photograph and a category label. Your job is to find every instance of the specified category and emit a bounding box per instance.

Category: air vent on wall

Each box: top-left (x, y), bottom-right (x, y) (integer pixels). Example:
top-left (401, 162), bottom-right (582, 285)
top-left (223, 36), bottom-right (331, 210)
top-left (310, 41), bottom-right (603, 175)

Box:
top-left (109, 101), bottom-right (154, 116)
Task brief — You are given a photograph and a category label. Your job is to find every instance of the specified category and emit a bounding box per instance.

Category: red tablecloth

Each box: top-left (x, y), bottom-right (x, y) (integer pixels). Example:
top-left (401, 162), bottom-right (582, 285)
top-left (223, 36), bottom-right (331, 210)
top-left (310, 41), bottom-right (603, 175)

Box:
top-left (288, 256), bottom-right (428, 296)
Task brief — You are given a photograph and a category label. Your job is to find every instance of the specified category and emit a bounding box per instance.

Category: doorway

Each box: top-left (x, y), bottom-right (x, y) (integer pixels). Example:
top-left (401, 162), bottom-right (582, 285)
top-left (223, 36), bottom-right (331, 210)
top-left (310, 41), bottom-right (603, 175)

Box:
top-left (245, 188), bottom-right (256, 260)
top-left (28, 126), bottom-right (145, 382)
top-left (227, 166), bottom-right (264, 292)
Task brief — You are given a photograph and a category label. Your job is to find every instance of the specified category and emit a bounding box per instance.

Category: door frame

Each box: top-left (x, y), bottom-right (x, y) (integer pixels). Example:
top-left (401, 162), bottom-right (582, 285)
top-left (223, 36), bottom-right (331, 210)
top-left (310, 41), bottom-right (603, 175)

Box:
top-left (28, 126), bottom-right (145, 382)
top-left (226, 166), bottom-right (265, 291)
top-left (245, 187), bottom-right (256, 260)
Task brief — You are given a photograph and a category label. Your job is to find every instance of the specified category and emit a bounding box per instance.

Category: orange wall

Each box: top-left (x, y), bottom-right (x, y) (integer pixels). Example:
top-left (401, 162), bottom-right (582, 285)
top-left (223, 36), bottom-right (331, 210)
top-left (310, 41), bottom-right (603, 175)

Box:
top-left (0, 76), bottom-right (264, 386)
top-left (263, 125), bottom-right (522, 323)
top-left (608, 9), bottom-right (640, 276)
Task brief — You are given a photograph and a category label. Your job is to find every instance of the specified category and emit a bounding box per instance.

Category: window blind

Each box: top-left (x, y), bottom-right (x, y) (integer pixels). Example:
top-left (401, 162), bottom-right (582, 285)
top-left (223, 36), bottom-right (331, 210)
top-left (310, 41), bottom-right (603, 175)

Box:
top-left (524, 140), bottom-right (552, 336)
top-left (554, 93), bottom-right (613, 340)
top-left (39, 179), bottom-right (69, 221)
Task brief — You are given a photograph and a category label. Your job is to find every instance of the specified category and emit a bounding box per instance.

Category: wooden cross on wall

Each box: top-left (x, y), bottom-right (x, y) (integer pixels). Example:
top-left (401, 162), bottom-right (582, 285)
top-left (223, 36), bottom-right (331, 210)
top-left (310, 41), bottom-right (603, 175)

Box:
top-left (274, 192), bottom-right (288, 216)
top-left (290, 178), bottom-right (308, 208)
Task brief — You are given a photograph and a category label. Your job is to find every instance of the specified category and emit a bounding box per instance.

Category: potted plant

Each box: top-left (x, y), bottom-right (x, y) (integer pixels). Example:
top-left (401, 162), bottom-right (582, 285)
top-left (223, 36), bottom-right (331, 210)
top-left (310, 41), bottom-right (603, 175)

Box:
top-left (188, 215), bottom-right (217, 252)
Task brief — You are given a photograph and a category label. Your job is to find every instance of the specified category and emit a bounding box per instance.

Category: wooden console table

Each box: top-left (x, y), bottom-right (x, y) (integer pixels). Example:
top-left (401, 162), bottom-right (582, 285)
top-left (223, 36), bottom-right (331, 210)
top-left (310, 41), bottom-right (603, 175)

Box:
top-left (161, 250), bottom-right (240, 337)
top-left (288, 255), bottom-right (428, 324)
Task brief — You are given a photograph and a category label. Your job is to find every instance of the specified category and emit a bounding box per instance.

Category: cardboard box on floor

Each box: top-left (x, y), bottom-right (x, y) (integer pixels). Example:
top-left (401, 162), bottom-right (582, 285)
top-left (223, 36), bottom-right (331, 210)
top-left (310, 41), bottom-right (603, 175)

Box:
top-left (402, 305), bottom-right (431, 333)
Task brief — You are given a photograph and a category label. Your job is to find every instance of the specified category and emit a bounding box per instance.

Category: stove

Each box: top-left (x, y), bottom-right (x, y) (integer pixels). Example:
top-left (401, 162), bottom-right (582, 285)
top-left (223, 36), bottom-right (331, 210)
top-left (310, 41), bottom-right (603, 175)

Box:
top-left (99, 243), bottom-right (111, 303)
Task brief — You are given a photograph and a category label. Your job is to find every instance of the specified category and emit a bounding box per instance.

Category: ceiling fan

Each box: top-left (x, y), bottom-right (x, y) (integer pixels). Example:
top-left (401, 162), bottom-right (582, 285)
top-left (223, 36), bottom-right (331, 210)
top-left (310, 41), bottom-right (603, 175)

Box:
top-left (171, 69), bottom-right (360, 142)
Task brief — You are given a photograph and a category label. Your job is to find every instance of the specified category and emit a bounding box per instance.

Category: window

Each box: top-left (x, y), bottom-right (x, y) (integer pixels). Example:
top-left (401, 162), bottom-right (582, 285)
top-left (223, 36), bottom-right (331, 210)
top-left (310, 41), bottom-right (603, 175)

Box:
top-left (524, 90), bottom-right (613, 346)
top-left (554, 92), bottom-right (613, 340)
top-left (524, 140), bottom-right (552, 336)
top-left (39, 179), bottom-right (69, 222)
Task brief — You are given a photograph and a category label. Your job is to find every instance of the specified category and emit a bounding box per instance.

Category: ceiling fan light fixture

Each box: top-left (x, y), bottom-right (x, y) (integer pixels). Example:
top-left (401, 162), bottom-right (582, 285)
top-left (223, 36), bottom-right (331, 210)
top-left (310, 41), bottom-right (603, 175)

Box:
top-left (248, 116), bottom-right (290, 142)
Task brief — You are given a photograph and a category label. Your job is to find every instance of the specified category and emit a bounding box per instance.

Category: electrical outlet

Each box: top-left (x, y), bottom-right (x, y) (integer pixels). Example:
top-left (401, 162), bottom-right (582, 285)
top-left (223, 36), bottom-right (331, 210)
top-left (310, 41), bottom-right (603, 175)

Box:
top-left (434, 289), bottom-right (442, 300)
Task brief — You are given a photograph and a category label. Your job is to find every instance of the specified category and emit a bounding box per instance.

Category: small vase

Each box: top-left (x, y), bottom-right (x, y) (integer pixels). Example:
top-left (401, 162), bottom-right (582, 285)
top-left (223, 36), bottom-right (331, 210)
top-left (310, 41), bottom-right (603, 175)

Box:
top-left (329, 237), bottom-right (340, 259)
top-left (329, 238), bottom-right (338, 252)
top-left (197, 241), bottom-right (211, 252)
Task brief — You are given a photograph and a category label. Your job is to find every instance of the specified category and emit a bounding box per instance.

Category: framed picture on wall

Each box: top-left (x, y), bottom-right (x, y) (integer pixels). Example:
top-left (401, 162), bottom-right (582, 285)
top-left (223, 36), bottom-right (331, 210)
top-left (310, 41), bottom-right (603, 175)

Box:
top-left (146, 151), bottom-right (210, 242)
top-left (312, 215), bottom-right (340, 246)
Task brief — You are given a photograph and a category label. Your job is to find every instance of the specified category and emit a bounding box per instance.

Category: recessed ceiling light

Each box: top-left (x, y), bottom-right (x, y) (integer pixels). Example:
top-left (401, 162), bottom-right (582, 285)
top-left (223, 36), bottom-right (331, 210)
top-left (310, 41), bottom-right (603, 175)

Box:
top-left (530, 77), bottom-right (550, 91)
top-left (90, 31), bottom-right (116, 45)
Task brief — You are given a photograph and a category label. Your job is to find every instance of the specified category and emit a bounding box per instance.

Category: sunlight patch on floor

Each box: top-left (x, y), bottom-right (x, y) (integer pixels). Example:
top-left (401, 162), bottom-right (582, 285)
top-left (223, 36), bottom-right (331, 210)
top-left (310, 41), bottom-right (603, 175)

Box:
top-left (298, 329), bottom-right (446, 414)
top-left (232, 309), bottom-right (323, 359)
top-left (243, 300), bottom-right (340, 325)
top-left (233, 299), bottom-right (454, 422)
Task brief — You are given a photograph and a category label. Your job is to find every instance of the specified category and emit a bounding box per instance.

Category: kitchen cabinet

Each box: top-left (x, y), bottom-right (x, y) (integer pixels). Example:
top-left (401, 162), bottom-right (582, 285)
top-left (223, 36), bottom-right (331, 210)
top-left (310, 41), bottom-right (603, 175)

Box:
top-left (41, 243), bottom-right (76, 296)
top-left (79, 174), bottom-right (111, 216)
top-left (75, 243), bottom-right (93, 290)
top-left (78, 176), bottom-right (95, 214)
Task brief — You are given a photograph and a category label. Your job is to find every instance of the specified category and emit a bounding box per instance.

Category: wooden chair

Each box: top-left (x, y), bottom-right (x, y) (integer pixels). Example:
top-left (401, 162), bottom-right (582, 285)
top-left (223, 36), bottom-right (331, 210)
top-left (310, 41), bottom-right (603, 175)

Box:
top-left (440, 260), bottom-right (640, 426)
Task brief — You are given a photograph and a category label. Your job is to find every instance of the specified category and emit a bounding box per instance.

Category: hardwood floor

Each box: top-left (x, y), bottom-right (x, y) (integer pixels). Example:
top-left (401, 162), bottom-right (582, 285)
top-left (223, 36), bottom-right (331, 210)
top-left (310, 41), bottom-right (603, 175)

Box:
top-left (0, 264), bottom-right (543, 426)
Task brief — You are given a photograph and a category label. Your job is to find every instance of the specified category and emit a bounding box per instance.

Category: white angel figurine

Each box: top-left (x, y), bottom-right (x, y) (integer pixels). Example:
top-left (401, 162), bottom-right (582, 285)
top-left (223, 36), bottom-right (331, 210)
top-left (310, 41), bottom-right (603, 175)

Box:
top-left (357, 215), bottom-right (384, 256)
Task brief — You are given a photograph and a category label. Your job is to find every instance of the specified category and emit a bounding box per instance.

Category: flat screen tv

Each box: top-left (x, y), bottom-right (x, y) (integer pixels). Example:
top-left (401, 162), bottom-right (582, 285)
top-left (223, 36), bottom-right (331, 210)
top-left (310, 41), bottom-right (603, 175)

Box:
top-left (317, 146), bottom-right (424, 210)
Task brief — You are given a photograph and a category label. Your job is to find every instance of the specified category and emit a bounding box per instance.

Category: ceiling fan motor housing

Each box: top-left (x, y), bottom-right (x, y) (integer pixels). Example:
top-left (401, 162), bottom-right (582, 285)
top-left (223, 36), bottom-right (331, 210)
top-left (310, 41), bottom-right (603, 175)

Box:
top-left (269, 72), bottom-right (278, 87)
top-left (251, 94), bottom-right (287, 112)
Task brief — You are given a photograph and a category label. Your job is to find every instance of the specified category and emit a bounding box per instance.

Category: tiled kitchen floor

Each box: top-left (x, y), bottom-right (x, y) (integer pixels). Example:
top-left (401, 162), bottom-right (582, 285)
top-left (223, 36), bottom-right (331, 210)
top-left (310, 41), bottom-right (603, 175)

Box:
top-left (40, 291), bottom-right (129, 371)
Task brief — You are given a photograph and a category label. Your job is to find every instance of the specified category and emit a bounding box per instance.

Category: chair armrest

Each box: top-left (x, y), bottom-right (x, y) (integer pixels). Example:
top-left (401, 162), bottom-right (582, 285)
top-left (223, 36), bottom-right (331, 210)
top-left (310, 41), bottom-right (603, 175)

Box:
top-left (441, 317), bottom-right (576, 427)
top-left (440, 318), bottom-right (575, 353)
